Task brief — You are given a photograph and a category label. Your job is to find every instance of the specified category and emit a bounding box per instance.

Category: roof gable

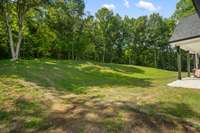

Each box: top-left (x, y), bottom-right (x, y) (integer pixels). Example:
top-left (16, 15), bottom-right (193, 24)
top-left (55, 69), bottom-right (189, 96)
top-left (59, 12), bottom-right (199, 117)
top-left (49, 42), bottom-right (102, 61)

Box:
top-left (170, 13), bottom-right (200, 43)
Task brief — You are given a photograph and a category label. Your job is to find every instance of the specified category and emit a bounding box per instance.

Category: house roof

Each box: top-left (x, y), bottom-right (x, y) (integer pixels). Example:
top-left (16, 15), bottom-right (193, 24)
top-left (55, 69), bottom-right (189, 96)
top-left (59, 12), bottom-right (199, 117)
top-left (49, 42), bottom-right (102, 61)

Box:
top-left (170, 13), bottom-right (200, 43)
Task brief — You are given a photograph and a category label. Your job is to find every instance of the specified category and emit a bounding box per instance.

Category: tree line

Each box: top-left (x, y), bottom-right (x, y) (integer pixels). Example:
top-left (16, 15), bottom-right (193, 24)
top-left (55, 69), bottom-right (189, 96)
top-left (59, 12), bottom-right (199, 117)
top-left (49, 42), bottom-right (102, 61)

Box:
top-left (0, 0), bottom-right (195, 70)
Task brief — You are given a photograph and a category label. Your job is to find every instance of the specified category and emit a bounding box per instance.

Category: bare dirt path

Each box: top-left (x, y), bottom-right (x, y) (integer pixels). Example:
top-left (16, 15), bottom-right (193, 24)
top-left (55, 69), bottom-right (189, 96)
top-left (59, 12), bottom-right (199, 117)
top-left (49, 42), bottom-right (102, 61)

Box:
top-left (32, 89), bottom-right (199, 133)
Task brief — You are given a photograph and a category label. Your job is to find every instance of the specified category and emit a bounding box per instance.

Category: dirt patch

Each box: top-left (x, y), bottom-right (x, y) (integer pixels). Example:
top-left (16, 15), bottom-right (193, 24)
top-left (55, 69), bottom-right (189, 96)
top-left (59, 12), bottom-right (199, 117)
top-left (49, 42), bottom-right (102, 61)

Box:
top-left (35, 91), bottom-right (199, 133)
top-left (0, 83), bottom-right (199, 133)
top-left (51, 103), bottom-right (75, 113)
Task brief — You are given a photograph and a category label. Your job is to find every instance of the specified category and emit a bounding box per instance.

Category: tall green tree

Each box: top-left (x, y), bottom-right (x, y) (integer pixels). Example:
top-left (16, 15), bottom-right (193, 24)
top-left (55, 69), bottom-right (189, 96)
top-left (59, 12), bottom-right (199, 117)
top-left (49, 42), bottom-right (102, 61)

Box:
top-left (173, 0), bottom-right (195, 20)
top-left (0, 0), bottom-right (46, 60)
top-left (95, 8), bottom-right (114, 63)
top-left (0, 1), bottom-right (181, 71)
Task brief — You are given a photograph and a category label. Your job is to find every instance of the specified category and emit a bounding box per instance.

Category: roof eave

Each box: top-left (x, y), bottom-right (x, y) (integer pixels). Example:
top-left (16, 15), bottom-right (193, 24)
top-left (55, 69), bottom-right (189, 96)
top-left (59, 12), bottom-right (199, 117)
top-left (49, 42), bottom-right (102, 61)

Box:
top-left (170, 35), bottom-right (200, 44)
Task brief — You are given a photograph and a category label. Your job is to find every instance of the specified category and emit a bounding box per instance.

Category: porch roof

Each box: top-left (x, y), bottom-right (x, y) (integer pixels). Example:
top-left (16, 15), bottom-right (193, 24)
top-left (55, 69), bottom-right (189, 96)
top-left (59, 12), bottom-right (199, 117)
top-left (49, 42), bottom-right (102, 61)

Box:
top-left (170, 13), bottom-right (200, 54)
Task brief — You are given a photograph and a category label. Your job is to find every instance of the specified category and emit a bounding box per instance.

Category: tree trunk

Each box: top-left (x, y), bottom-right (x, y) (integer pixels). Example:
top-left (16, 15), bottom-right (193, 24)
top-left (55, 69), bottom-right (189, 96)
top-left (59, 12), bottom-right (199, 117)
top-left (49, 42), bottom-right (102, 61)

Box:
top-left (15, 11), bottom-right (23, 60)
top-left (154, 49), bottom-right (157, 68)
top-left (72, 43), bottom-right (74, 60)
top-left (3, 1), bottom-right (24, 61)
top-left (94, 52), bottom-right (97, 61)
top-left (15, 29), bottom-right (23, 60)
top-left (102, 44), bottom-right (106, 63)
top-left (129, 56), bottom-right (131, 64)
top-left (110, 47), bottom-right (113, 63)
top-left (4, 8), bottom-right (15, 60)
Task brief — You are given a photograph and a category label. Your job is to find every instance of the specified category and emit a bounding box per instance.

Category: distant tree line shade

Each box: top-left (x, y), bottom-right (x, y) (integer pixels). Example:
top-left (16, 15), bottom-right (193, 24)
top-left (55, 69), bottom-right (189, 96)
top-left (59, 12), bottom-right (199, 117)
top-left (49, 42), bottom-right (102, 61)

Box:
top-left (0, 0), bottom-right (195, 71)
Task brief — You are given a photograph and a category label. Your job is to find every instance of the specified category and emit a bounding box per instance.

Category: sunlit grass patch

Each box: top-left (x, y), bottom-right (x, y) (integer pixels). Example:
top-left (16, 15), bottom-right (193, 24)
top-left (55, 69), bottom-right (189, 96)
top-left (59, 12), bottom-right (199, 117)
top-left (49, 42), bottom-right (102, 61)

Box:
top-left (101, 119), bottom-right (124, 132)
top-left (24, 117), bottom-right (44, 129)
top-left (0, 59), bottom-right (200, 132)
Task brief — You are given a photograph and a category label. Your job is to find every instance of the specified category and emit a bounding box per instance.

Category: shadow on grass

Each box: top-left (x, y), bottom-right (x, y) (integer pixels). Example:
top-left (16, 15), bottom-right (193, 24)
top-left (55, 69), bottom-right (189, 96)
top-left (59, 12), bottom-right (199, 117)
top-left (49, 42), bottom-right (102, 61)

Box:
top-left (0, 60), bottom-right (199, 132)
top-left (0, 60), bottom-right (152, 93)
top-left (0, 93), bottom-right (199, 133)
top-left (95, 63), bottom-right (145, 74)
top-left (37, 100), bottom-right (200, 133)
top-left (126, 102), bottom-right (200, 121)
top-left (139, 102), bottom-right (200, 121)
top-left (0, 97), bottom-right (47, 133)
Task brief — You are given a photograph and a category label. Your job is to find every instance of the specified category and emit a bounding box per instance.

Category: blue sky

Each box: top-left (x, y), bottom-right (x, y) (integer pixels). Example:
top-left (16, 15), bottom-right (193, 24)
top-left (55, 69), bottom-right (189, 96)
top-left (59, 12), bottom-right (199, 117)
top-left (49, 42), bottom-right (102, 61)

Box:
top-left (85, 0), bottom-right (180, 18)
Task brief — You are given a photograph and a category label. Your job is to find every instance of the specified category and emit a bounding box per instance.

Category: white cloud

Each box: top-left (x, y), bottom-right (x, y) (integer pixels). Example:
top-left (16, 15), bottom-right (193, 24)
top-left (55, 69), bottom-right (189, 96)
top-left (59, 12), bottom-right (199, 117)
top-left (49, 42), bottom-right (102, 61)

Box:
top-left (102, 4), bottom-right (116, 10)
top-left (123, 0), bottom-right (130, 8)
top-left (136, 0), bottom-right (160, 12)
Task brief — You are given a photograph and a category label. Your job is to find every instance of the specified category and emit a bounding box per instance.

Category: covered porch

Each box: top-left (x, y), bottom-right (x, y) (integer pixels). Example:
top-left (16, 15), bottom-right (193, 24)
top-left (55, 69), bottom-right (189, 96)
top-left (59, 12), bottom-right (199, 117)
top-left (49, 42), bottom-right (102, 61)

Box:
top-left (172, 37), bottom-right (200, 80)
top-left (168, 37), bottom-right (200, 89)
top-left (169, 13), bottom-right (200, 89)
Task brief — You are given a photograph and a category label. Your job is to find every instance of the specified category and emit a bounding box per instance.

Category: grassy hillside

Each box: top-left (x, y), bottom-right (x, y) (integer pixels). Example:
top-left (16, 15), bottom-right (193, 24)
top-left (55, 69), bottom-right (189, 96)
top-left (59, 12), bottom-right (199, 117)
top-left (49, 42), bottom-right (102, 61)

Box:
top-left (0, 59), bottom-right (200, 133)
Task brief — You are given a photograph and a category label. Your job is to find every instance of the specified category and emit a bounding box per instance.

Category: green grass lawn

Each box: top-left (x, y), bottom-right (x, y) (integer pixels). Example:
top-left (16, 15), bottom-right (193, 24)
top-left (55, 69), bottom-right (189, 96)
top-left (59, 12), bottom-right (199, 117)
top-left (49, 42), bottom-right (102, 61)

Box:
top-left (0, 59), bottom-right (200, 133)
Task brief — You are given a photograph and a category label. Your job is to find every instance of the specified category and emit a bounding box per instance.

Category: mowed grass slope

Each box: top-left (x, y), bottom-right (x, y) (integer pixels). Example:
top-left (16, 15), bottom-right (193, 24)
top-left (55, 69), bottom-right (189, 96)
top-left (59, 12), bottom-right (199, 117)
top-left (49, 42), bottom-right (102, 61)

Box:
top-left (0, 59), bottom-right (200, 133)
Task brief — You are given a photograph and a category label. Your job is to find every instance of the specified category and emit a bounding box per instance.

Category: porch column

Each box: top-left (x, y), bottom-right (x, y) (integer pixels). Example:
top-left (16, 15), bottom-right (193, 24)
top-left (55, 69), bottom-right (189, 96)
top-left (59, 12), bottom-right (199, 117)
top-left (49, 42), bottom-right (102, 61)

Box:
top-left (194, 53), bottom-right (199, 69)
top-left (194, 54), bottom-right (196, 70)
top-left (187, 51), bottom-right (191, 77)
top-left (177, 46), bottom-right (182, 80)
